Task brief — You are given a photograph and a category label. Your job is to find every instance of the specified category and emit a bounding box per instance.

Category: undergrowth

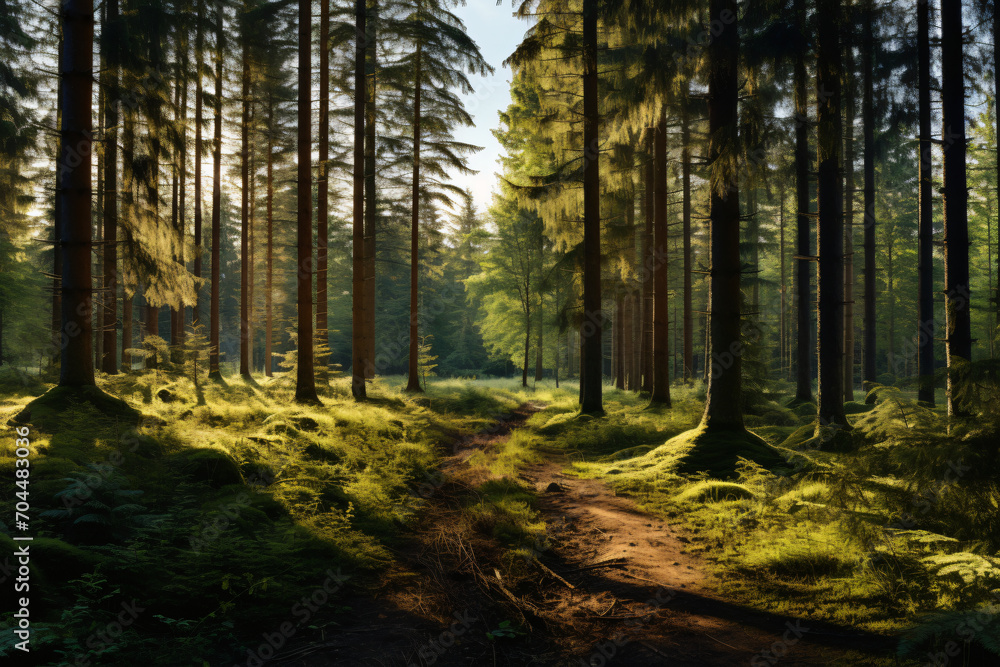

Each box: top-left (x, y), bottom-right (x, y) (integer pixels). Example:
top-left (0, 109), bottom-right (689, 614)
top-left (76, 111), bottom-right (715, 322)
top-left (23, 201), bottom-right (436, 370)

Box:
top-left (0, 371), bottom-right (540, 665)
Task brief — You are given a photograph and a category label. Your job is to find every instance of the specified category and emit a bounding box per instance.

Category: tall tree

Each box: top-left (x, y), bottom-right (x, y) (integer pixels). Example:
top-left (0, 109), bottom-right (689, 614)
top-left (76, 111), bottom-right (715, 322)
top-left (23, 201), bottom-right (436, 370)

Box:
top-left (363, 0), bottom-right (377, 381)
top-left (794, 0), bottom-right (813, 403)
top-left (700, 0), bottom-right (745, 431)
top-left (295, 0), bottom-right (319, 403)
top-left (816, 0), bottom-right (848, 430)
top-left (239, 3), bottom-right (251, 378)
top-left (193, 0), bottom-right (205, 328)
top-left (352, 0), bottom-right (369, 400)
top-left (580, 0), bottom-right (602, 414)
top-left (316, 0), bottom-right (331, 384)
top-left (681, 82), bottom-right (694, 383)
top-left (209, 0), bottom-right (223, 379)
top-left (650, 107), bottom-right (671, 406)
top-left (862, 0), bottom-right (878, 402)
top-left (58, 0), bottom-right (96, 387)
top-left (407, 34), bottom-right (423, 392)
top-left (641, 131), bottom-right (654, 392)
top-left (941, 0), bottom-right (972, 416)
top-left (842, 2), bottom-right (856, 402)
top-left (101, 0), bottom-right (120, 374)
top-left (398, 0), bottom-right (491, 392)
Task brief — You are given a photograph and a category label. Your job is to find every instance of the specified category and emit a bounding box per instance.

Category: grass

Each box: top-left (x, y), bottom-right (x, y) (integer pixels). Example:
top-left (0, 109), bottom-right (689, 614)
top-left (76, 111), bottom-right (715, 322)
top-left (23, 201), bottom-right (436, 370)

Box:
top-left (4, 369), bottom-right (998, 665)
top-left (492, 381), bottom-right (1000, 664)
top-left (0, 370), bottom-right (548, 665)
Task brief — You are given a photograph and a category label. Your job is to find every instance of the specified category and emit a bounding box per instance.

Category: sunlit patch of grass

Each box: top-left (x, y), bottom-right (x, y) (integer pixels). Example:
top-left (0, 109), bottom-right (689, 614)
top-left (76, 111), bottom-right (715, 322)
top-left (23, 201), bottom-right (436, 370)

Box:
top-left (0, 369), bottom-right (554, 664)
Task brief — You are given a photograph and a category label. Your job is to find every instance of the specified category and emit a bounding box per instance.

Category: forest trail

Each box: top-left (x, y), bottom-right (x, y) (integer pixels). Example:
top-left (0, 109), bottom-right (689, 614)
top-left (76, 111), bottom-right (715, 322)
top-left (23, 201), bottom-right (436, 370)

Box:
top-left (272, 404), bottom-right (895, 667)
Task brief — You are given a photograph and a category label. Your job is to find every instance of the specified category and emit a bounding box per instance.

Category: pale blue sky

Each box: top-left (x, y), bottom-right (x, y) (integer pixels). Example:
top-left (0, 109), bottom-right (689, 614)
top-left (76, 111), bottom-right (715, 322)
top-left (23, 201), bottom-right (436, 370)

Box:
top-left (449, 1), bottom-right (532, 215)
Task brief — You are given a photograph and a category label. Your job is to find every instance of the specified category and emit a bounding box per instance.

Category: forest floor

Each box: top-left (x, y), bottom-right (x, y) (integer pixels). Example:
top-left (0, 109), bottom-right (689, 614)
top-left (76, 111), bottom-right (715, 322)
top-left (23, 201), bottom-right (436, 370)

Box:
top-left (274, 402), bottom-right (897, 667)
top-left (2, 369), bottom-right (994, 667)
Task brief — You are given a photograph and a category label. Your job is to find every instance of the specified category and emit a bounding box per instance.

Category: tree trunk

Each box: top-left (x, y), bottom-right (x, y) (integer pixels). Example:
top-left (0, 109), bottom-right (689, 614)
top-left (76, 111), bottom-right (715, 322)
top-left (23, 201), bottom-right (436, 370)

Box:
top-left (122, 291), bottom-right (132, 371)
top-left (171, 65), bottom-right (181, 350)
top-left (193, 0), bottom-right (204, 328)
top-left (701, 0), bottom-right (743, 431)
top-left (536, 293), bottom-right (545, 382)
top-left (794, 0), bottom-right (813, 403)
top-left (239, 34), bottom-right (250, 378)
top-left (843, 11), bottom-right (855, 402)
top-left (816, 0), bottom-right (848, 429)
top-left (316, 0), bottom-right (330, 383)
top-left (579, 0), bottom-right (602, 413)
top-left (121, 108), bottom-right (134, 372)
top-left (52, 37), bottom-right (63, 368)
top-left (995, 0), bottom-right (1000, 341)
top-left (295, 0), bottom-right (319, 403)
top-left (614, 293), bottom-right (624, 389)
top-left (265, 91), bottom-right (274, 377)
top-left (641, 131), bottom-right (654, 392)
top-left (651, 108), bottom-right (671, 406)
top-left (779, 187), bottom-right (787, 379)
top-left (364, 0), bottom-right (378, 379)
top-left (681, 84), bottom-right (693, 383)
top-left (101, 0), bottom-right (119, 375)
top-left (941, 0), bottom-right (972, 417)
top-left (863, 0), bottom-right (878, 402)
top-left (624, 179), bottom-right (637, 391)
top-left (146, 302), bottom-right (159, 369)
top-left (352, 0), bottom-right (369, 400)
top-left (57, 0), bottom-right (96, 387)
top-left (209, 2), bottom-right (223, 378)
top-left (406, 42), bottom-right (423, 393)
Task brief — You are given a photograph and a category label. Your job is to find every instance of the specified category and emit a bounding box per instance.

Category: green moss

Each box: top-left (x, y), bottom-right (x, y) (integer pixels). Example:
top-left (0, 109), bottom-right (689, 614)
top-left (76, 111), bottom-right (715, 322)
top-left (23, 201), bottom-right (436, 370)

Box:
top-left (171, 447), bottom-right (244, 488)
top-left (12, 385), bottom-right (139, 432)
top-left (676, 480), bottom-right (757, 503)
top-left (655, 425), bottom-right (786, 478)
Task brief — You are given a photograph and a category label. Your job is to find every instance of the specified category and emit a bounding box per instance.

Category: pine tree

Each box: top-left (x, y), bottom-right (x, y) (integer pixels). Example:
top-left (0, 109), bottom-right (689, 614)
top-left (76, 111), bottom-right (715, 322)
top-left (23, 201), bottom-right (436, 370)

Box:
top-left (941, 0), bottom-right (972, 416)
top-left (295, 0), bottom-right (319, 403)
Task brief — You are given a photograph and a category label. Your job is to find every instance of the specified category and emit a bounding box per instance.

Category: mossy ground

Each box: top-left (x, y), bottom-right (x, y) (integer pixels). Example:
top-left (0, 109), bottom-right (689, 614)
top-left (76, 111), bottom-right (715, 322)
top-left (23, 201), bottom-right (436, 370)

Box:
top-left (0, 370), bottom-right (543, 665)
top-left (1, 372), bottom-right (995, 665)
top-left (481, 383), bottom-right (1000, 664)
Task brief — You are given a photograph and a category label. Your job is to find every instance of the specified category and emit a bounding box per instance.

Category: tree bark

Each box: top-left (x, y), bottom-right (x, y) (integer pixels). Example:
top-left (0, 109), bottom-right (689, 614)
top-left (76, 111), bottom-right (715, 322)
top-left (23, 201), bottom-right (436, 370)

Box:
top-left (941, 0), bottom-right (972, 417)
top-left (651, 108), bottom-right (671, 406)
top-left (816, 0), bottom-right (848, 428)
top-left (579, 0), bottom-right (602, 413)
top-left (193, 0), bottom-right (204, 328)
top-left (995, 0), bottom-right (1000, 340)
top-left (364, 0), bottom-right (378, 379)
top-left (406, 40), bottom-right (423, 393)
top-left (681, 84), bottom-right (693, 383)
top-left (209, 1), bottom-right (223, 378)
top-left (295, 0), bottom-right (319, 403)
top-left (101, 0), bottom-right (119, 375)
top-left (641, 131), bottom-right (653, 392)
top-left (265, 91), bottom-right (274, 377)
top-left (701, 0), bottom-right (743, 430)
top-left (863, 0), bottom-right (878, 402)
top-left (57, 0), bottom-right (96, 387)
top-left (843, 9), bottom-right (855, 402)
top-left (352, 0), bottom-right (369, 400)
top-left (316, 0), bottom-right (330, 383)
top-left (794, 0), bottom-right (813, 403)
top-left (239, 32), bottom-right (251, 378)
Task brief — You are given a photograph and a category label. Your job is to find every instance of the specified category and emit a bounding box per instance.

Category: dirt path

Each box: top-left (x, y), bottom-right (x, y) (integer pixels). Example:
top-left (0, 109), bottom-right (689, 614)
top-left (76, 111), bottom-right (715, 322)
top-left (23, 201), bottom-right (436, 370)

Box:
top-left (272, 404), bottom-right (895, 667)
top-left (518, 459), bottom-right (895, 665)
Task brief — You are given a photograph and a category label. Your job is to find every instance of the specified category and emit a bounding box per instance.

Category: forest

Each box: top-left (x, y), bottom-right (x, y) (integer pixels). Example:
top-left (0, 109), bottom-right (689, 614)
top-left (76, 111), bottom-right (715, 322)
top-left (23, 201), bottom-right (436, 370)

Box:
top-left (3, 0), bottom-right (1000, 664)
